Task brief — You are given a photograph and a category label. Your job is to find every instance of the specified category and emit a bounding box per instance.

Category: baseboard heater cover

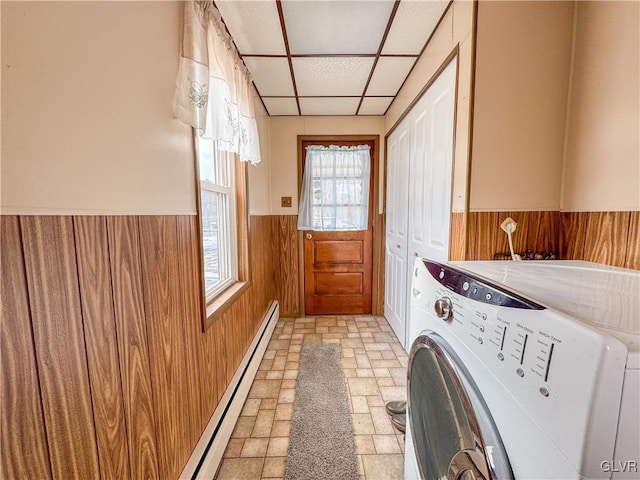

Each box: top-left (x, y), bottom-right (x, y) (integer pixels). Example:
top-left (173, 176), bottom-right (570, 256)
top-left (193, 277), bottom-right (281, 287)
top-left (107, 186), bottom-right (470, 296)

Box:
top-left (179, 300), bottom-right (280, 479)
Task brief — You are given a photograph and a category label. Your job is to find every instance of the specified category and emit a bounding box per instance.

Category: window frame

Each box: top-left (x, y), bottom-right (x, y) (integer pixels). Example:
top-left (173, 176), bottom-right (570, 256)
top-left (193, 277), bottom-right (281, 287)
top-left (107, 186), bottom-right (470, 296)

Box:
top-left (199, 146), bottom-right (238, 300)
top-left (193, 132), bottom-right (250, 331)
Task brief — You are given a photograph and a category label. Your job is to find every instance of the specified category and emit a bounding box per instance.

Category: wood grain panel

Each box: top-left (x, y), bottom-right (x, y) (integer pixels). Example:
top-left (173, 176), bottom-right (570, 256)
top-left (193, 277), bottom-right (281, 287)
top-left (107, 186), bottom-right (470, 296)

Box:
top-left (314, 240), bottom-right (363, 263)
top-left (535, 211), bottom-right (559, 254)
top-left (106, 216), bottom-right (159, 480)
top-left (2, 213), bottom-right (289, 480)
top-left (274, 215), bottom-right (299, 316)
top-left (472, 212), bottom-right (499, 260)
top-left (559, 212), bottom-right (588, 260)
top-left (468, 211), bottom-right (560, 260)
top-left (583, 212), bottom-right (630, 267)
top-left (176, 215), bottom-right (205, 447)
top-left (625, 212), bottom-right (640, 270)
top-left (466, 211), bottom-right (478, 260)
top-left (316, 273), bottom-right (363, 295)
top-left (138, 216), bottom-right (190, 480)
top-left (469, 211), bottom-right (637, 269)
top-left (1, 216), bottom-right (52, 480)
top-left (449, 212), bottom-right (465, 261)
top-left (73, 216), bottom-right (130, 480)
top-left (20, 216), bottom-right (100, 480)
top-left (372, 213), bottom-right (385, 315)
top-left (250, 216), bottom-right (277, 320)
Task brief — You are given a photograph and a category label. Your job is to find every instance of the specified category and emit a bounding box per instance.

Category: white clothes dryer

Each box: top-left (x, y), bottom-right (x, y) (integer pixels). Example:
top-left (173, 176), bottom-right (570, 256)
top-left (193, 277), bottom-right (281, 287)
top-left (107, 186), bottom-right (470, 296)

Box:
top-left (405, 259), bottom-right (639, 480)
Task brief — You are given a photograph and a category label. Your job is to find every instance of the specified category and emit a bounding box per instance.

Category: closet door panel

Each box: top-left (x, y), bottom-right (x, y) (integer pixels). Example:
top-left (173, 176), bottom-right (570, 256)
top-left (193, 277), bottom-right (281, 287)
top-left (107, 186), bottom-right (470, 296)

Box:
top-left (384, 124), bottom-right (410, 347)
top-left (408, 93), bottom-right (432, 261)
top-left (408, 59), bottom-right (456, 264)
top-left (425, 61), bottom-right (456, 261)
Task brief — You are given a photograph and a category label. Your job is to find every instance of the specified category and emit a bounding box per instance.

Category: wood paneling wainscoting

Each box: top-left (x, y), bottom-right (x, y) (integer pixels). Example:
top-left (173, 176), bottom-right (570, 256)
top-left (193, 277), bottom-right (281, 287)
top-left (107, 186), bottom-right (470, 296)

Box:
top-left (449, 212), bottom-right (466, 261)
top-left (1, 214), bottom-right (277, 480)
top-left (273, 215), bottom-right (299, 317)
top-left (466, 211), bottom-right (560, 260)
top-left (465, 210), bottom-right (639, 270)
top-left (560, 211), bottom-right (639, 270)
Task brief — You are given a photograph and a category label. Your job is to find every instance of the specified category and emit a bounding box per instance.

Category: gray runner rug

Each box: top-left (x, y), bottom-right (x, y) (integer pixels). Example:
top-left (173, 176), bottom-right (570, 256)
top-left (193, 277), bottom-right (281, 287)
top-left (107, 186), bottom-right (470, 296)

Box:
top-left (284, 343), bottom-right (358, 480)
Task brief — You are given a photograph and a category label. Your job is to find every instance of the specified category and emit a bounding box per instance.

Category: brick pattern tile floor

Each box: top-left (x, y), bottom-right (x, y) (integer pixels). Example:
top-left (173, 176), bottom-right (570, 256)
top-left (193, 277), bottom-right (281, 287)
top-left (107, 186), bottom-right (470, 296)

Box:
top-left (217, 316), bottom-right (408, 480)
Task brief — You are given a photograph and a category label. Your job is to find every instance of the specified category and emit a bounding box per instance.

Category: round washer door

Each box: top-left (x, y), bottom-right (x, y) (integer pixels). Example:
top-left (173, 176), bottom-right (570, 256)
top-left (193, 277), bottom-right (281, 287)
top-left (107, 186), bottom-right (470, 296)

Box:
top-left (408, 332), bottom-right (513, 480)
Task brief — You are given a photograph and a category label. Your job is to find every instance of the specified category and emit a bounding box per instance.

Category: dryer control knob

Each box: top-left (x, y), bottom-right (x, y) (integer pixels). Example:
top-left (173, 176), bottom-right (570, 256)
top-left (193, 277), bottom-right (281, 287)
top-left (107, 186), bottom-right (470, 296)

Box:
top-left (434, 298), bottom-right (453, 321)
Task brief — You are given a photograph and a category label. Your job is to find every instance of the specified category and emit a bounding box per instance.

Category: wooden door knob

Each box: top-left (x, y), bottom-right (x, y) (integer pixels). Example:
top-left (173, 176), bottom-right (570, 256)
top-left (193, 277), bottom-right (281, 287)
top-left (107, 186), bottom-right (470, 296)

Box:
top-left (305, 233), bottom-right (313, 240)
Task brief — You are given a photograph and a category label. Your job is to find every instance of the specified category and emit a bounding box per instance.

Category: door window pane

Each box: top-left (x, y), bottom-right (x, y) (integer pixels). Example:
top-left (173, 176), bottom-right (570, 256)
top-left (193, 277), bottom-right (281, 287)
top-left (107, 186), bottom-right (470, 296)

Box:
top-left (298, 145), bottom-right (371, 231)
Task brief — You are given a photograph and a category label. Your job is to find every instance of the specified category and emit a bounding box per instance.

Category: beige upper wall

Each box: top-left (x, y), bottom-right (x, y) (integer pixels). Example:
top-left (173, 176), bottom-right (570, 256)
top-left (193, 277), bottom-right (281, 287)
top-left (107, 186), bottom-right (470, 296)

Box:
top-left (266, 116), bottom-right (386, 216)
top-left (469, 1), bottom-right (574, 212)
top-left (248, 94), bottom-right (271, 216)
top-left (1, 1), bottom-right (196, 215)
top-left (385, 0), bottom-right (474, 213)
top-left (561, 1), bottom-right (640, 212)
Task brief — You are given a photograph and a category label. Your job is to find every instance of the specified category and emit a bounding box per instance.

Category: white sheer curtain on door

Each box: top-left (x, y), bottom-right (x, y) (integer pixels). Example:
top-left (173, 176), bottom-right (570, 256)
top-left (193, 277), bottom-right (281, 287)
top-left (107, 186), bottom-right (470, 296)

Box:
top-left (298, 145), bottom-right (371, 231)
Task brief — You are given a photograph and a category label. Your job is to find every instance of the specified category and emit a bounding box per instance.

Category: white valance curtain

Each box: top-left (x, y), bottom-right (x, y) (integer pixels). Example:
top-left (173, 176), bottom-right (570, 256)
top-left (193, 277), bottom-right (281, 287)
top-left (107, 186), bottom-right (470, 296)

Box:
top-left (174, 0), bottom-right (261, 165)
top-left (298, 145), bottom-right (371, 231)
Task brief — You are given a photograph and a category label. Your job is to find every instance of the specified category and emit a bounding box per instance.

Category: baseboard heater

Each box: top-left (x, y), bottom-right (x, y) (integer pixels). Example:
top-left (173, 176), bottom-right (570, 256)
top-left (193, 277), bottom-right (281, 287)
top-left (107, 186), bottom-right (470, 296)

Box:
top-left (180, 300), bottom-right (280, 479)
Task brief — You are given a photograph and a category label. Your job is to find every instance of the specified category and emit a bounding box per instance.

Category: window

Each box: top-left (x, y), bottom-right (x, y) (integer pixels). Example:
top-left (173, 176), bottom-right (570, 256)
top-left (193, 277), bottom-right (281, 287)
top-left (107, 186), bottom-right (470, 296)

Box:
top-left (297, 145), bottom-right (371, 231)
top-left (195, 134), bottom-right (249, 326)
top-left (197, 136), bottom-right (237, 299)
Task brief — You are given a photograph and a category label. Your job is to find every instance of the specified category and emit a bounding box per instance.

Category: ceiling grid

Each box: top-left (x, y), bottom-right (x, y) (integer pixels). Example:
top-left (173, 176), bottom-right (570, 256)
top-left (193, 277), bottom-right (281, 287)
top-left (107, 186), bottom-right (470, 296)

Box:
top-left (214, 0), bottom-right (450, 116)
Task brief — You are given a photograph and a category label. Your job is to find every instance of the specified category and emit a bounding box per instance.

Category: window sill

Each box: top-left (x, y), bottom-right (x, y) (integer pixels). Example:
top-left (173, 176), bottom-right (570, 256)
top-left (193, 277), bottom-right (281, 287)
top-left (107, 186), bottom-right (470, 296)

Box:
top-left (204, 281), bottom-right (250, 330)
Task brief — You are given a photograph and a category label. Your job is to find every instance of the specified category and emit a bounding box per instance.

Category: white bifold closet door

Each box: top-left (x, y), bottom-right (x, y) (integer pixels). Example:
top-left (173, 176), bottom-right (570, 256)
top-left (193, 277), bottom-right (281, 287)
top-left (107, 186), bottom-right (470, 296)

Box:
top-left (384, 58), bottom-right (456, 349)
top-left (385, 124), bottom-right (410, 346)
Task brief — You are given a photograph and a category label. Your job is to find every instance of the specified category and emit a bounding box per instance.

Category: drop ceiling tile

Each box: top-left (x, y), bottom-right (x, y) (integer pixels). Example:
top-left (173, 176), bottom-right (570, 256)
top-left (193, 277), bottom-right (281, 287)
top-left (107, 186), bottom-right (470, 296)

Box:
top-left (282, 1), bottom-right (395, 54)
top-left (366, 57), bottom-right (416, 96)
top-left (299, 97), bottom-right (360, 116)
top-left (243, 57), bottom-right (294, 96)
top-left (382, 0), bottom-right (449, 55)
top-left (215, 1), bottom-right (286, 55)
top-left (358, 97), bottom-right (393, 115)
top-left (263, 97), bottom-right (299, 116)
top-left (292, 57), bottom-right (374, 96)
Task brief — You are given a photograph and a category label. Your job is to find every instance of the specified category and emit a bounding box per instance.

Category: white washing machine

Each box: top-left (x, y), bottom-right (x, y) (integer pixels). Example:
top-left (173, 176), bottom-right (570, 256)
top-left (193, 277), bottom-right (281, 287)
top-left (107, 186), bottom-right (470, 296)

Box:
top-left (405, 259), bottom-right (640, 480)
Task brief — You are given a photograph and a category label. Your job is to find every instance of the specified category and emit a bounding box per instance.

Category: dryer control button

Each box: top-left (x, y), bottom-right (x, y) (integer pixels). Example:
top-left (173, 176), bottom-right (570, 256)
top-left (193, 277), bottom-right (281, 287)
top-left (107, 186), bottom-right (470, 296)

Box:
top-left (439, 270), bottom-right (445, 279)
top-left (462, 281), bottom-right (470, 291)
top-left (497, 352), bottom-right (504, 361)
top-left (477, 337), bottom-right (483, 344)
top-left (516, 368), bottom-right (525, 377)
top-left (539, 387), bottom-right (550, 397)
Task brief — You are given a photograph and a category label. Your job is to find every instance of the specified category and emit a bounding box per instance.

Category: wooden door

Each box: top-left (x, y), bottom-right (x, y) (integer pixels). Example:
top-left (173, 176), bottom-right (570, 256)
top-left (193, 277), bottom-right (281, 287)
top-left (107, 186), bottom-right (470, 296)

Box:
top-left (301, 140), bottom-right (375, 315)
top-left (384, 125), bottom-right (411, 345)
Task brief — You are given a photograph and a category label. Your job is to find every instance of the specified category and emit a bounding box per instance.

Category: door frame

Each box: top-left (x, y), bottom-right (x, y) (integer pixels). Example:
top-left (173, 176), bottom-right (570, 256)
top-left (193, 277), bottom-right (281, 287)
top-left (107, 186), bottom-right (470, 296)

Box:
top-left (296, 135), bottom-right (382, 317)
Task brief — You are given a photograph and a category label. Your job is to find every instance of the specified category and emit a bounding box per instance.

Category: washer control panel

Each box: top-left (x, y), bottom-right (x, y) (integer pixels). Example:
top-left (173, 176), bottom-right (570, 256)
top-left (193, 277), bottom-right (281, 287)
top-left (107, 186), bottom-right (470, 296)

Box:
top-left (424, 260), bottom-right (544, 310)
top-left (420, 260), bottom-right (562, 391)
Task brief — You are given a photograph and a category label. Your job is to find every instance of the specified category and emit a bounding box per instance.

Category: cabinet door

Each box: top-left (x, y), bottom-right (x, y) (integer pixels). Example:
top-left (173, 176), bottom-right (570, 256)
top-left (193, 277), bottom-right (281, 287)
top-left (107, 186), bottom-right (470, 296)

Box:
top-left (407, 59), bottom-right (456, 264)
top-left (384, 122), bottom-right (410, 347)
